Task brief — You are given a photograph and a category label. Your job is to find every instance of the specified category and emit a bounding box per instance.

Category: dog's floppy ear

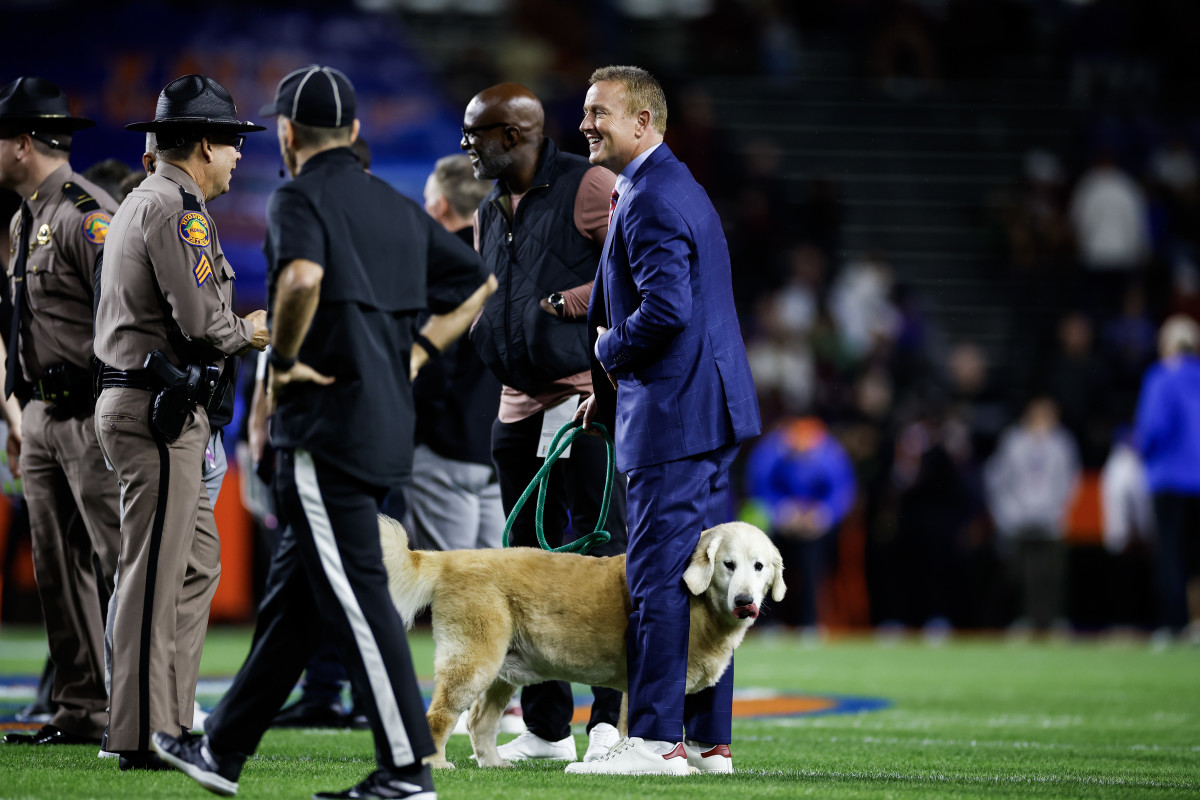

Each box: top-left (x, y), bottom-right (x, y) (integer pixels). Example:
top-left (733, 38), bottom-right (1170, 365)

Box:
top-left (683, 527), bottom-right (722, 595)
top-left (768, 550), bottom-right (787, 602)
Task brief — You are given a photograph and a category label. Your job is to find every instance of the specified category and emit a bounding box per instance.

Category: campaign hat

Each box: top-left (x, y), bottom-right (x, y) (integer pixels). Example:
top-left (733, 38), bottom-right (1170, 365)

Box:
top-left (126, 74), bottom-right (266, 134)
top-left (0, 76), bottom-right (94, 133)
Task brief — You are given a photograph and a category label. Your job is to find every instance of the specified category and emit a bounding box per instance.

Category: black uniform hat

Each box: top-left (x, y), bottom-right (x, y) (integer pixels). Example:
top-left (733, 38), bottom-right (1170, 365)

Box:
top-left (126, 74), bottom-right (266, 134)
top-left (0, 76), bottom-right (95, 133)
top-left (259, 65), bottom-right (356, 128)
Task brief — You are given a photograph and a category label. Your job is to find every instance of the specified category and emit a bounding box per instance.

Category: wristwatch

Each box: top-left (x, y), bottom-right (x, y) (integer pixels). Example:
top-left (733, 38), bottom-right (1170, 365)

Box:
top-left (548, 292), bottom-right (565, 318)
top-left (267, 346), bottom-right (297, 371)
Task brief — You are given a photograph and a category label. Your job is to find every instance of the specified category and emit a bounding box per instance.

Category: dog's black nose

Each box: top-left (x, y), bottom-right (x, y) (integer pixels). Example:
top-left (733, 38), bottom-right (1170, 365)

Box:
top-left (733, 594), bottom-right (754, 607)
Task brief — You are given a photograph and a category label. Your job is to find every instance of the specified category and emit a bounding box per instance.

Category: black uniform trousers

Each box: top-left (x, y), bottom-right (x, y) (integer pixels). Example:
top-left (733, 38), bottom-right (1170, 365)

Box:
top-left (492, 407), bottom-right (627, 740)
top-left (204, 448), bottom-right (432, 769)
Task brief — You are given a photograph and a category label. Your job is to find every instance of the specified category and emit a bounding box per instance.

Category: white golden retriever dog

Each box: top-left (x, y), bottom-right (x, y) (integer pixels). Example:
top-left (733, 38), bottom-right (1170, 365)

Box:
top-left (378, 516), bottom-right (785, 768)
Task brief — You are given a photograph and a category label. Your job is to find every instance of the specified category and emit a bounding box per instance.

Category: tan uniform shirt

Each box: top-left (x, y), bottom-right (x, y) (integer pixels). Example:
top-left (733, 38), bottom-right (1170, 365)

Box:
top-left (7, 163), bottom-right (116, 380)
top-left (95, 162), bottom-right (251, 371)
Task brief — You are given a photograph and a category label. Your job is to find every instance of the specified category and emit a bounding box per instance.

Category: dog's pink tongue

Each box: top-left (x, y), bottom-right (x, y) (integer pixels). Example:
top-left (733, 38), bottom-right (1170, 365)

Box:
top-left (733, 603), bottom-right (758, 620)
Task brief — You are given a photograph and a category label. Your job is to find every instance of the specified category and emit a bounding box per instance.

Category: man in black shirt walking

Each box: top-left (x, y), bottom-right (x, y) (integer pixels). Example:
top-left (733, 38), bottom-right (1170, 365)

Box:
top-left (153, 66), bottom-right (491, 800)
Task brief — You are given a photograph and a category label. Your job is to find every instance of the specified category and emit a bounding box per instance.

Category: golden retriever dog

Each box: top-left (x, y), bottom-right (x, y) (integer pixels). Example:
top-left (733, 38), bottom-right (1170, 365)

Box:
top-left (378, 516), bottom-right (785, 768)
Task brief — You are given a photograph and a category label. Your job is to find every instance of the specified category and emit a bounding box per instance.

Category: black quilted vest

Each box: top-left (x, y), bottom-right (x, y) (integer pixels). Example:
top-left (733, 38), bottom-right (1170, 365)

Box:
top-left (470, 138), bottom-right (599, 395)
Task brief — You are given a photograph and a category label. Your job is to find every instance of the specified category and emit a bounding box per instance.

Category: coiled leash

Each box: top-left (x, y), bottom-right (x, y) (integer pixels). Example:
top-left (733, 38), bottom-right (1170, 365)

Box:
top-left (500, 420), bottom-right (614, 555)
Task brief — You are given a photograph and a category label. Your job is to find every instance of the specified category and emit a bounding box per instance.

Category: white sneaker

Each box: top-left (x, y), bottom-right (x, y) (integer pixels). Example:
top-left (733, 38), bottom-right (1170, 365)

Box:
top-left (565, 737), bottom-right (689, 776)
top-left (684, 741), bottom-right (733, 773)
top-left (191, 700), bottom-right (209, 733)
top-left (495, 730), bottom-right (577, 762)
top-left (98, 749), bottom-right (118, 759)
top-left (583, 722), bottom-right (620, 762)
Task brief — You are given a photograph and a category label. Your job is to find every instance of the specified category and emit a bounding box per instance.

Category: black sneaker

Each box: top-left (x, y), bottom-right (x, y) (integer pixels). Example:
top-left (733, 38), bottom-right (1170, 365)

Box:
top-left (119, 750), bottom-right (172, 771)
top-left (272, 699), bottom-right (347, 729)
top-left (312, 765), bottom-right (436, 800)
top-left (151, 731), bottom-right (245, 796)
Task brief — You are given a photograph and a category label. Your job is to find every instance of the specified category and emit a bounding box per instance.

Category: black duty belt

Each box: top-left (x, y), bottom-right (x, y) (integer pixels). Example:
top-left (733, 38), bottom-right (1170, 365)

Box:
top-left (99, 366), bottom-right (160, 392)
top-left (30, 362), bottom-right (94, 404)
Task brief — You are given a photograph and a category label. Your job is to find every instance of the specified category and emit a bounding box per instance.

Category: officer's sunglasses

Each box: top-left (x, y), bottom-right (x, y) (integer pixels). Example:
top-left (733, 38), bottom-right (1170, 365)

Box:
top-left (461, 122), bottom-right (508, 142)
top-left (207, 133), bottom-right (245, 153)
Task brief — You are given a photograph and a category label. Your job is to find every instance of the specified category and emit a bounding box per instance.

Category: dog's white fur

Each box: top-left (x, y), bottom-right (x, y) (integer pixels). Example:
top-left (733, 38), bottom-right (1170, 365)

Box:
top-left (378, 516), bottom-right (785, 768)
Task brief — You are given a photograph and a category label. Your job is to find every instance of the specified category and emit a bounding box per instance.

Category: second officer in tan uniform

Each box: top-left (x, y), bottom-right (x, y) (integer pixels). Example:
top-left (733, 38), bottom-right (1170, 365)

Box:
top-left (93, 74), bottom-right (269, 769)
top-left (0, 77), bottom-right (122, 747)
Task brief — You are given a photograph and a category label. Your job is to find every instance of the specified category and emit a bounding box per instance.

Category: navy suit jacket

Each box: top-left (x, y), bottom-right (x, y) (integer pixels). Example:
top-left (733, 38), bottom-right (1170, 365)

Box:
top-left (588, 144), bottom-right (760, 472)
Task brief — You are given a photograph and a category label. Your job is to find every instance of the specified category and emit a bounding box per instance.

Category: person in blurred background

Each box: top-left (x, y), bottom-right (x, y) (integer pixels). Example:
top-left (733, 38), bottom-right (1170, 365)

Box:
top-left (985, 396), bottom-right (1080, 635)
top-left (462, 82), bottom-right (626, 765)
top-left (1134, 314), bottom-right (1200, 642)
top-left (744, 416), bottom-right (856, 636)
top-left (1069, 147), bottom-right (1150, 314)
top-left (0, 76), bottom-right (122, 749)
top-left (1100, 426), bottom-right (1155, 632)
top-left (890, 392), bottom-right (978, 640)
top-left (409, 154), bottom-right (503, 553)
top-left (82, 158), bottom-right (132, 202)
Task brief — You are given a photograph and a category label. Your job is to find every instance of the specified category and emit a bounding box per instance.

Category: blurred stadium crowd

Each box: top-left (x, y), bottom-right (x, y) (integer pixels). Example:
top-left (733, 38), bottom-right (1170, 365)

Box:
top-left (4, 0), bottom-right (1200, 642)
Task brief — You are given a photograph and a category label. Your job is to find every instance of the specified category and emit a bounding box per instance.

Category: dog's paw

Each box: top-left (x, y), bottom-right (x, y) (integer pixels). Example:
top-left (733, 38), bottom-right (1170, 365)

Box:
top-left (426, 757), bottom-right (456, 770)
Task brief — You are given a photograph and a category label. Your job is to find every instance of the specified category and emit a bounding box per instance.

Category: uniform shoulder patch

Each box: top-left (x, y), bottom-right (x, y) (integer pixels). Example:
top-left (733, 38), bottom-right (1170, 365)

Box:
top-left (81, 210), bottom-right (111, 244)
top-left (179, 212), bottom-right (211, 247)
top-left (194, 252), bottom-right (213, 287)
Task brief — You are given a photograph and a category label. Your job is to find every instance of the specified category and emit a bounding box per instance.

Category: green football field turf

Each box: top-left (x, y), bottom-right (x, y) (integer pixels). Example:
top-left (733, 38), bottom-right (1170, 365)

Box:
top-left (1, 625), bottom-right (1197, 799)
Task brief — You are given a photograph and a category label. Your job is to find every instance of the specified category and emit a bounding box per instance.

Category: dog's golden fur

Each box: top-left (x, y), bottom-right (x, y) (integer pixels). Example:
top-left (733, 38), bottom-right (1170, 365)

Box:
top-left (378, 516), bottom-right (785, 768)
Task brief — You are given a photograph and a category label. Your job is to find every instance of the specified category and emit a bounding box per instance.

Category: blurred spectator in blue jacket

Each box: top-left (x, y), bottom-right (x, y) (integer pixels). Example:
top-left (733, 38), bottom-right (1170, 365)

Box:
top-left (1134, 314), bottom-right (1200, 639)
top-left (985, 396), bottom-right (1081, 635)
top-left (744, 417), bottom-right (856, 633)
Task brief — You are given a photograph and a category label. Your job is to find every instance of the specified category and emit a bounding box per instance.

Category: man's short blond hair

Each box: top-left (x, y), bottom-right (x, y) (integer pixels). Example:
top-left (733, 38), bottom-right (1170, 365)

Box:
top-left (589, 65), bottom-right (668, 134)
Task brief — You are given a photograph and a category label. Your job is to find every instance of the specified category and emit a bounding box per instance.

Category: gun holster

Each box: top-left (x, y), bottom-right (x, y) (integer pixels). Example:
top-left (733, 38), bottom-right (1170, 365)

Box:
top-left (143, 351), bottom-right (221, 443)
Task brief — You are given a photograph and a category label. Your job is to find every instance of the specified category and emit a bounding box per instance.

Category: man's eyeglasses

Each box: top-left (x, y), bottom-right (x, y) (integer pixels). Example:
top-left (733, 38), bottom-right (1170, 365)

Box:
top-left (209, 134), bottom-right (245, 152)
top-left (461, 122), bottom-right (508, 141)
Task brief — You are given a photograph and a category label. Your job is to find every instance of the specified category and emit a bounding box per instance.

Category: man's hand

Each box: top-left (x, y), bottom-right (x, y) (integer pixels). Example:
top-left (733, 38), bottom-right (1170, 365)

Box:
top-left (596, 326), bottom-right (617, 389)
top-left (268, 361), bottom-right (335, 400)
top-left (248, 377), bottom-right (271, 465)
top-left (6, 425), bottom-right (21, 480)
top-left (2, 389), bottom-right (22, 480)
top-left (245, 309), bottom-right (270, 351)
top-left (410, 342), bottom-right (430, 382)
top-left (574, 393), bottom-right (598, 431)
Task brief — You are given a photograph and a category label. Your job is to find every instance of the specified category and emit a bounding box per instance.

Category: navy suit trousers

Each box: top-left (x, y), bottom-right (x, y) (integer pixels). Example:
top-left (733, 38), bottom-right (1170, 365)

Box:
top-left (624, 443), bottom-right (740, 744)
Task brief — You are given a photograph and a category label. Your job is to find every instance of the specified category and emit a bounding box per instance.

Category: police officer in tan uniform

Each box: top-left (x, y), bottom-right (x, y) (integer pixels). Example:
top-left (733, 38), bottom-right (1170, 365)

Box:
top-left (0, 76), bottom-right (123, 748)
top-left (93, 74), bottom-right (269, 769)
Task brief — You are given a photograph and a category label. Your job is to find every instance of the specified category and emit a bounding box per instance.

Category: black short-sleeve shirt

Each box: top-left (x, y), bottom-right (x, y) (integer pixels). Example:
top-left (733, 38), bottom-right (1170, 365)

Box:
top-left (265, 147), bottom-right (488, 486)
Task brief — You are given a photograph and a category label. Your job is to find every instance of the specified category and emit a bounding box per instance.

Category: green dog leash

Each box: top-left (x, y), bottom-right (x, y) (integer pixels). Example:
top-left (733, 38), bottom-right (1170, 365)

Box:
top-left (500, 420), bottom-right (615, 555)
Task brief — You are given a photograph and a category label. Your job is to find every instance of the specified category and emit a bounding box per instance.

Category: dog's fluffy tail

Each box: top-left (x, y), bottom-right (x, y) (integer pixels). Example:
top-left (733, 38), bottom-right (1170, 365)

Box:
top-left (377, 514), bottom-right (437, 629)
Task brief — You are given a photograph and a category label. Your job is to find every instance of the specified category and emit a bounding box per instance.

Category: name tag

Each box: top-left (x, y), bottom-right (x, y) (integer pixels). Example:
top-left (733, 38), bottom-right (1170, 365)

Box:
top-left (537, 395), bottom-right (581, 459)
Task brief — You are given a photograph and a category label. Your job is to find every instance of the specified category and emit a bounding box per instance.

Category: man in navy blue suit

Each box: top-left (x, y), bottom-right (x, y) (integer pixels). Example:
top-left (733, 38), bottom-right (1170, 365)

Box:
top-left (570, 65), bottom-right (761, 776)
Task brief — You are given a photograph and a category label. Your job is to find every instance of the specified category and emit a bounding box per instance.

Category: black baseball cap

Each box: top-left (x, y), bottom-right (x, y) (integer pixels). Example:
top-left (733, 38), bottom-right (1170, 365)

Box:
top-left (260, 65), bottom-right (356, 128)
